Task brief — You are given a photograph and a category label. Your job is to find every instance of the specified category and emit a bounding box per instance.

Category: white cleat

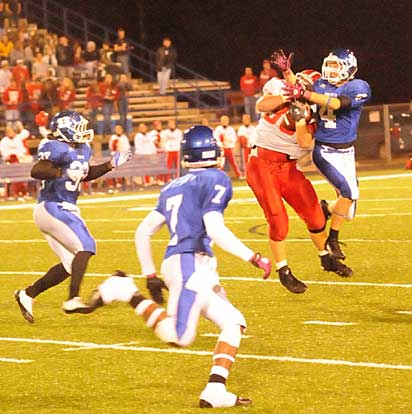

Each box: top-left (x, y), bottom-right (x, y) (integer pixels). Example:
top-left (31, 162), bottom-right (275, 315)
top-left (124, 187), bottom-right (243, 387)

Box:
top-left (199, 383), bottom-right (252, 408)
top-left (62, 297), bottom-right (89, 314)
top-left (14, 290), bottom-right (34, 323)
top-left (98, 270), bottom-right (138, 304)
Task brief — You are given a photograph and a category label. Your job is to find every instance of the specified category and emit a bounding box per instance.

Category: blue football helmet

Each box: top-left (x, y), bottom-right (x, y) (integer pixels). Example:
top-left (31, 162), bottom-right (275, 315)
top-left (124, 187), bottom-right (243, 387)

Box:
top-left (49, 111), bottom-right (94, 144)
top-left (321, 49), bottom-right (358, 85)
top-left (181, 125), bottom-right (223, 168)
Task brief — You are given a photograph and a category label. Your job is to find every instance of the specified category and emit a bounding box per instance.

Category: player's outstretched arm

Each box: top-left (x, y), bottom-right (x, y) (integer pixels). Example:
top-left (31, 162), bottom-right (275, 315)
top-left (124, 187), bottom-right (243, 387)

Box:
top-left (135, 210), bottom-right (168, 304)
top-left (203, 211), bottom-right (272, 279)
top-left (84, 150), bottom-right (133, 181)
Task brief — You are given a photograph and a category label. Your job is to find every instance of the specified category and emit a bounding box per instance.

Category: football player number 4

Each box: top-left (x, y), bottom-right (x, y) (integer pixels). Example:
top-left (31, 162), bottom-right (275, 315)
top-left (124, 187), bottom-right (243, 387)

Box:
top-left (319, 94), bottom-right (337, 129)
top-left (166, 185), bottom-right (226, 246)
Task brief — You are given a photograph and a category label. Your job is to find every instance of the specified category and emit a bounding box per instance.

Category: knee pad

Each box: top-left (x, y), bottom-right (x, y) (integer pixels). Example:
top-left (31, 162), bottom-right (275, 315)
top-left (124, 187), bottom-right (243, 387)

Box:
top-left (267, 214), bottom-right (288, 241)
top-left (218, 324), bottom-right (242, 348)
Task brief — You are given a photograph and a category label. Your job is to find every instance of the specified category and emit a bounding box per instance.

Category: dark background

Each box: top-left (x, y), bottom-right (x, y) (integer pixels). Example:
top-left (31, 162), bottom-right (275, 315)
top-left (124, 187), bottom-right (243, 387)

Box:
top-left (54, 0), bottom-right (412, 104)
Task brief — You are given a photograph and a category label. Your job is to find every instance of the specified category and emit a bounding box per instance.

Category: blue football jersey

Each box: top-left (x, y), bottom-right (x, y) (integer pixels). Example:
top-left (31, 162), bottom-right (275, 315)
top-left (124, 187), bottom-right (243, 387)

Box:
top-left (313, 78), bottom-right (371, 144)
top-left (155, 168), bottom-right (233, 258)
top-left (37, 140), bottom-right (92, 204)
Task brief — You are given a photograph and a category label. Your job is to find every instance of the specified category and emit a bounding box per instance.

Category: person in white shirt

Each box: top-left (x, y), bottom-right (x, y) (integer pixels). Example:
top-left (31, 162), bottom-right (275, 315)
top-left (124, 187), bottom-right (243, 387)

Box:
top-left (14, 121), bottom-right (33, 163)
top-left (214, 115), bottom-right (242, 178)
top-left (0, 60), bottom-right (12, 94)
top-left (163, 119), bottom-right (182, 180)
top-left (134, 123), bottom-right (157, 186)
top-left (108, 124), bottom-right (131, 154)
top-left (237, 114), bottom-right (256, 172)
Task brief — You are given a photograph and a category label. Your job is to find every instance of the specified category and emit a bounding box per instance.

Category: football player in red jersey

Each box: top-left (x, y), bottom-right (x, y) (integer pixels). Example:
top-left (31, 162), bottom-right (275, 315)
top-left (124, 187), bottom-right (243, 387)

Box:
top-left (246, 49), bottom-right (352, 294)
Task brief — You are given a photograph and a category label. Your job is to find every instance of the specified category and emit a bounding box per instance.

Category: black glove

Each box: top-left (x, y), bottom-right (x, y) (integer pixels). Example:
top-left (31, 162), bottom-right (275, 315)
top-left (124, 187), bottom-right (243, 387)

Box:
top-left (289, 101), bottom-right (309, 122)
top-left (146, 275), bottom-right (167, 304)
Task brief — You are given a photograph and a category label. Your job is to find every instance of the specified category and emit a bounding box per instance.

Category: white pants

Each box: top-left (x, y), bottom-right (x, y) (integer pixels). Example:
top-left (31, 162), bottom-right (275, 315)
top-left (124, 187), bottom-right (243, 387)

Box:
top-left (157, 67), bottom-right (171, 95)
top-left (160, 253), bottom-right (246, 347)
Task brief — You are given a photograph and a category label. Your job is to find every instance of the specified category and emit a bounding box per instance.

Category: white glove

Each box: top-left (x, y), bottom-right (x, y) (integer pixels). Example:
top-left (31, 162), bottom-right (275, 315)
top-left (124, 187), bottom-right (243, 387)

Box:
top-left (110, 150), bottom-right (132, 168)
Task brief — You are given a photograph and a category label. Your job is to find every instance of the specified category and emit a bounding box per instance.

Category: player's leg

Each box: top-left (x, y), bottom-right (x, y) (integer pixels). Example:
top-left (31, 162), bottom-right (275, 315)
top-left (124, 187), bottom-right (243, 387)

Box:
top-left (283, 166), bottom-right (353, 277)
top-left (313, 145), bottom-right (359, 259)
top-left (247, 154), bottom-right (307, 293)
top-left (199, 278), bottom-right (251, 408)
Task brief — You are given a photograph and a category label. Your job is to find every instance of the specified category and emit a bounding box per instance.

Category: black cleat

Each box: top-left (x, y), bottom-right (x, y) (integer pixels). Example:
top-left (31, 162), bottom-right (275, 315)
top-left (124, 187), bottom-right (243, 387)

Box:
top-left (277, 266), bottom-right (307, 294)
top-left (320, 254), bottom-right (353, 277)
top-left (325, 237), bottom-right (346, 260)
top-left (320, 199), bottom-right (331, 221)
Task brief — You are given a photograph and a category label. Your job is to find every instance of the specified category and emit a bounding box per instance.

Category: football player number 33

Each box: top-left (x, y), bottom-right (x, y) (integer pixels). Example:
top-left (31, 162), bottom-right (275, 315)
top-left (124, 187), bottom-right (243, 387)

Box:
top-left (166, 184), bottom-right (226, 246)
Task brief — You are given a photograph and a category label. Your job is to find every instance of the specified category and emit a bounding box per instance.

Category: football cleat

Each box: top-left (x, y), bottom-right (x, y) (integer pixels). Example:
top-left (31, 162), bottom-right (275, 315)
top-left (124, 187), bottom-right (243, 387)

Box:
top-left (97, 270), bottom-right (138, 304)
top-left (320, 254), bottom-right (353, 277)
top-left (325, 237), bottom-right (346, 260)
top-left (320, 199), bottom-right (331, 221)
top-left (277, 266), bottom-right (307, 294)
top-left (14, 289), bottom-right (34, 323)
top-left (62, 297), bottom-right (90, 314)
top-left (199, 383), bottom-right (252, 408)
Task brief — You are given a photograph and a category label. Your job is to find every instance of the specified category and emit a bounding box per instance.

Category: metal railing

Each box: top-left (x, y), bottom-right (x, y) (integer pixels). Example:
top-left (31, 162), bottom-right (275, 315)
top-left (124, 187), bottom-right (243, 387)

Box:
top-left (21, 0), bottom-right (228, 109)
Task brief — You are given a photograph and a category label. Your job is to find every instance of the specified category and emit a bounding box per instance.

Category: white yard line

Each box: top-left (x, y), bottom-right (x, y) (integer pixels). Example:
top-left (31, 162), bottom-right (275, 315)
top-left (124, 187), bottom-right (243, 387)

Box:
top-left (0, 357), bottom-right (33, 363)
top-left (395, 311), bottom-right (412, 315)
top-left (201, 333), bottom-right (252, 339)
top-left (302, 321), bottom-right (356, 326)
top-left (1, 271), bottom-right (412, 288)
top-left (0, 337), bottom-right (411, 371)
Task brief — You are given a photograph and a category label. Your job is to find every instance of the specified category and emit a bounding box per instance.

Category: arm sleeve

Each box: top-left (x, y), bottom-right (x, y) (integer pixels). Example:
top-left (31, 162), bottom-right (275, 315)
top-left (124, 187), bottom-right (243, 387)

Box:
top-left (31, 159), bottom-right (62, 179)
top-left (135, 210), bottom-right (166, 275)
top-left (203, 211), bottom-right (254, 262)
top-left (84, 162), bottom-right (112, 181)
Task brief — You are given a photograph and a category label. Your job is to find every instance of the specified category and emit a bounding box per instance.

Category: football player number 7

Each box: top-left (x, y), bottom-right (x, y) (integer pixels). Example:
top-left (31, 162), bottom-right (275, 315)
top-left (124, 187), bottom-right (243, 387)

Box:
top-left (166, 185), bottom-right (226, 246)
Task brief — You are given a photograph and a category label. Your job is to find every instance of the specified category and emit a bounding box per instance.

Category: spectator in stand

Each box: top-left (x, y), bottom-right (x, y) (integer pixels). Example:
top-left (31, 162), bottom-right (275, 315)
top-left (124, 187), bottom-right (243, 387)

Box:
top-left (0, 34), bottom-right (13, 60)
top-left (72, 40), bottom-right (83, 67)
top-left (40, 78), bottom-right (58, 115)
top-left (86, 80), bottom-right (102, 131)
top-left (25, 78), bottom-right (44, 126)
top-left (99, 73), bottom-right (119, 134)
top-left (32, 52), bottom-right (50, 80)
top-left (34, 110), bottom-right (50, 141)
top-left (0, 2), bottom-right (6, 29)
top-left (82, 41), bottom-right (100, 77)
top-left (12, 58), bottom-right (29, 86)
top-left (9, 39), bottom-right (24, 65)
top-left (163, 119), bottom-right (182, 181)
top-left (109, 124), bottom-right (131, 153)
top-left (134, 122), bottom-right (157, 186)
top-left (0, 125), bottom-right (29, 200)
top-left (4, 0), bottom-right (22, 28)
top-left (0, 60), bottom-right (12, 93)
top-left (117, 73), bottom-right (132, 131)
top-left (237, 113), bottom-right (256, 171)
top-left (42, 43), bottom-right (58, 72)
top-left (55, 36), bottom-right (74, 79)
top-left (258, 59), bottom-right (277, 91)
top-left (14, 120), bottom-right (33, 162)
top-left (3, 77), bottom-right (23, 127)
top-left (155, 37), bottom-right (177, 95)
top-left (240, 67), bottom-right (258, 122)
top-left (149, 119), bottom-right (164, 152)
top-left (57, 76), bottom-right (76, 111)
top-left (23, 38), bottom-right (34, 72)
top-left (113, 27), bottom-right (131, 76)
top-left (214, 115), bottom-right (242, 179)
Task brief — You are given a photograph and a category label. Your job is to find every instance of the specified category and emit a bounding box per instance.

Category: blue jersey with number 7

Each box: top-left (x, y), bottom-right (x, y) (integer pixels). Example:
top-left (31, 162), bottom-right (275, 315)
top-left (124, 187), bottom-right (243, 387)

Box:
top-left (37, 140), bottom-right (92, 204)
top-left (155, 168), bottom-right (233, 258)
top-left (313, 78), bottom-right (371, 145)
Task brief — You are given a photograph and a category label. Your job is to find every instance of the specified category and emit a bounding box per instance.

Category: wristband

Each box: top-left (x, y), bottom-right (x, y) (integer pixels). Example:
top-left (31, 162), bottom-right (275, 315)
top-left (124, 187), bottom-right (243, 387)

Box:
top-left (303, 90), bottom-right (312, 101)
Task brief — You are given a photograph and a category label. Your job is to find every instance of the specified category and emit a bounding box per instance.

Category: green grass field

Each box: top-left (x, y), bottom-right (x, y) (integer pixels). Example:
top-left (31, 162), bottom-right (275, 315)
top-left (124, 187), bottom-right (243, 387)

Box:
top-left (1, 169), bottom-right (411, 414)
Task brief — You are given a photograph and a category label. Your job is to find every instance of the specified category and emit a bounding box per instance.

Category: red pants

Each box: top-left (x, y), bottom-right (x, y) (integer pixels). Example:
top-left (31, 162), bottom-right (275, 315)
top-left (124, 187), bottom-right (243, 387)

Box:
top-left (247, 147), bottom-right (325, 241)
top-left (242, 146), bottom-right (251, 171)
top-left (166, 151), bottom-right (179, 180)
top-left (224, 148), bottom-right (241, 178)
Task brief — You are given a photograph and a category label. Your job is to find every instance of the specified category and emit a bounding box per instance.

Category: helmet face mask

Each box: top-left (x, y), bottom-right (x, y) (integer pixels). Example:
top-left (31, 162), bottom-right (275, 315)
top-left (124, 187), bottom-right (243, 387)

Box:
top-left (296, 69), bottom-right (321, 90)
top-left (181, 125), bottom-right (224, 169)
top-left (321, 49), bottom-right (358, 85)
top-left (50, 111), bottom-right (94, 144)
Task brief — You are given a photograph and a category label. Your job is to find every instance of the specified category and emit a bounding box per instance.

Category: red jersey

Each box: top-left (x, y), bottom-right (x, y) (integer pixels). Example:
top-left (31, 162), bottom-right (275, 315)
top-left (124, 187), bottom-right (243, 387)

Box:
top-left (58, 87), bottom-right (75, 110)
top-left (240, 75), bottom-right (258, 96)
top-left (99, 83), bottom-right (119, 102)
top-left (12, 65), bottom-right (30, 85)
top-left (86, 87), bottom-right (103, 109)
top-left (26, 81), bottom-right (44, 112)
top-left (3, 86), bottom-right (23, 109)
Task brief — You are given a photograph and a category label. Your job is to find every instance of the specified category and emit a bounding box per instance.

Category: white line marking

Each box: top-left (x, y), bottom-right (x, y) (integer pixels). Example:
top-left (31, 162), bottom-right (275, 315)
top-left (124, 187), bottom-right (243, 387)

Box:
top-left (1, 271), bottom-right (412, 288)
top-left (0, 357), bottom-right (33, 363)
top-left (1, 337), bottom-right (411, 371)
top-left (302, 321), bottom-right (356, 326)
top-left (201, 333), bottom-right (252, 339)
top-left (395, 311), bottom-right (412, 315)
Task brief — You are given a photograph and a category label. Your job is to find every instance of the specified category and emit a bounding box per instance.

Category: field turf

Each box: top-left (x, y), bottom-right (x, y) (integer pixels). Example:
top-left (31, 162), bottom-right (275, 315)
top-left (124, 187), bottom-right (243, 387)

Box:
top-left (0, 168), bottom-right (411, 414)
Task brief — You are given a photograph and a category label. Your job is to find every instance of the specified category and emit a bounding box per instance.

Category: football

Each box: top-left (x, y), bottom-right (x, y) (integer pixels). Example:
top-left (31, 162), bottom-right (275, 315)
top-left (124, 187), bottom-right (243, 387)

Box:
top-left (281, 103), bottom-right (312, 131)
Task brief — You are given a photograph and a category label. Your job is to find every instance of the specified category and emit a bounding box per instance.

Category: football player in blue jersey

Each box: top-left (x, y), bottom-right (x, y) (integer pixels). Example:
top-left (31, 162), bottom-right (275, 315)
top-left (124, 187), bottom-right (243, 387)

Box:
top-left (14, 110), bottom-right (132, 323)
top-left (77, 125), bottom-right (271, 408)
top-left (282, 49), bottom-right (371, 261)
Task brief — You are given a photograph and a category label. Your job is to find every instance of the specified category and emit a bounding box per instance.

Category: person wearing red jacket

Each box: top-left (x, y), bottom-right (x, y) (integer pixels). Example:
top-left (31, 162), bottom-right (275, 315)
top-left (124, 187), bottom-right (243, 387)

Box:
top-left (11, 59), bottom-right (30, 86)
top-left (57, 77), bottom-right (76, 111)
top-left (3, 78), bottom-right (23, 127)
top-left (258, 59), bottom-right (277, 91)
top-left (240, 67), bottom-right (258, 121)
